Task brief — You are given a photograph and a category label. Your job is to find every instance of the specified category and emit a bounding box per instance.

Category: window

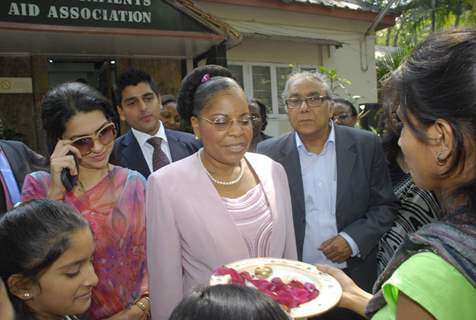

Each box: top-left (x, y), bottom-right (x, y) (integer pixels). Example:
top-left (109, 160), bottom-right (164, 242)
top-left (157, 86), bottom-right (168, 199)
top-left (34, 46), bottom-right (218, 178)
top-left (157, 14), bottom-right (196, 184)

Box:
top-left (252, 66), bottom-right (272, 114)
top-left (229, 63), bottom-right (317, 116)
top-left (228, 65), bottom-right (244, 88)
top-left (276, 66), bottom-right (293, 114)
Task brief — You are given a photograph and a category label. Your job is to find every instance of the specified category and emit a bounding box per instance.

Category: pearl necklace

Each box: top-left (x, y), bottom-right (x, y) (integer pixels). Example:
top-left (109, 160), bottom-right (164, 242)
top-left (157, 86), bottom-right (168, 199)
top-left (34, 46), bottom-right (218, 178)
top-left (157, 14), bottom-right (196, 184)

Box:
top-left (198, 149), bottom-right (244, 186)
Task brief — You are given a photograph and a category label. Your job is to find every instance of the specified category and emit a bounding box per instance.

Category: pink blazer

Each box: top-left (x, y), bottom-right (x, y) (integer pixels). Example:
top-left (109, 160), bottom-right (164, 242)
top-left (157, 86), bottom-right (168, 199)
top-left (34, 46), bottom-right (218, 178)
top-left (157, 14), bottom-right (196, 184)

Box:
top-left (146, 152), bottom-right (297, 320)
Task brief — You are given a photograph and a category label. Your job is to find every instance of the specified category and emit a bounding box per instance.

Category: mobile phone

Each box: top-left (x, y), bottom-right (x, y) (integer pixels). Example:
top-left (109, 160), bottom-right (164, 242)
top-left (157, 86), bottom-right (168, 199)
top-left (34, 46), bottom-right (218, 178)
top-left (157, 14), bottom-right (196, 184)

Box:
top-left (61, 152), bottom-right (78, 192)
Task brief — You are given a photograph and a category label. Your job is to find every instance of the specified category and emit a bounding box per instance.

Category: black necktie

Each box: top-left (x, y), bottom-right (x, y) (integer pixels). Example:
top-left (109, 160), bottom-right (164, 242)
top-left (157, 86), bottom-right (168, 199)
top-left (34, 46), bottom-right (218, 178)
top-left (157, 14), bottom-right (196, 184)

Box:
top-left (147, 137), bottom-right (170, 171)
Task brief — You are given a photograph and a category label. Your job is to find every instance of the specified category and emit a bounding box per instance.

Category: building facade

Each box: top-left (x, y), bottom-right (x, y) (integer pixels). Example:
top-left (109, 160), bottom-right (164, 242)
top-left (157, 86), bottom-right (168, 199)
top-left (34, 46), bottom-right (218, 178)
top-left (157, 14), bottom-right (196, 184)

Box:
top-left (196, 0), bottom-right (397, 135)
top-left (0, 0), bottom-right (396, 151)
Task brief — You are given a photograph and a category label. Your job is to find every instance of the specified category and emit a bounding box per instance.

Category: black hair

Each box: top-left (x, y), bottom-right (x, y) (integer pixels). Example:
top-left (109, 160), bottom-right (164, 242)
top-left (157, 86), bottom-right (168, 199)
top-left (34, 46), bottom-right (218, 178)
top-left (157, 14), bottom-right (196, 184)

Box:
top-left (381, 70), bottom-right (403, 164)
top-left (169, 284), bottom-right (290, 320)
top-left (161, 94), bottom-right (177, 106)
top-left (250, 98), bottom-right (268, 131)
top-left (0, 200), bottom-right (89, 320)
top-left (398, 28), bottom-right (476, 211)
top-left (41, 82), bottom-right (116, 155)
top-left (333, 98), bottom-right (357, 117)
top-left (176, 65), bottom-right (240, 127)
top-left (116, 68), bottom-right (160, 103)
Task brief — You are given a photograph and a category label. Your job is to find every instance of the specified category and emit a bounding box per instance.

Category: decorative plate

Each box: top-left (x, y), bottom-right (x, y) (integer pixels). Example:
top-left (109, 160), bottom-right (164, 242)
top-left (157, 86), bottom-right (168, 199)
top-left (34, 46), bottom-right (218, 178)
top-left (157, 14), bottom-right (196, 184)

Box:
top-left (210, 257), bottom-right (342, 319)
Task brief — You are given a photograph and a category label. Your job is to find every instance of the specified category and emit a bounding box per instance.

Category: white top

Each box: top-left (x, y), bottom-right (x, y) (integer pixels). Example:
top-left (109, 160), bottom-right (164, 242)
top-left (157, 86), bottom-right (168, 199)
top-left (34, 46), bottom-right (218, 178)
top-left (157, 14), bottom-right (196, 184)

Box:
top-left (296, 123), bottom-right (359, 269)
top-left (131, 121), bottom-right (171, 173)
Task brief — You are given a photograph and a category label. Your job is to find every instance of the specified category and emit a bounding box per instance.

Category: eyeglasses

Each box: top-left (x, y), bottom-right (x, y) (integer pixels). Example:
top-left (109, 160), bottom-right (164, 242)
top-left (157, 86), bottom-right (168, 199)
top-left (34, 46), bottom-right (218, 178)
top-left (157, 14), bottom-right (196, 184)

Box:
top-left (71, 123), bottom-right (116, 156)
top-left (199, 115), bottom-right (256, 131)
top-left (285, 95), bottom-right (331, 109)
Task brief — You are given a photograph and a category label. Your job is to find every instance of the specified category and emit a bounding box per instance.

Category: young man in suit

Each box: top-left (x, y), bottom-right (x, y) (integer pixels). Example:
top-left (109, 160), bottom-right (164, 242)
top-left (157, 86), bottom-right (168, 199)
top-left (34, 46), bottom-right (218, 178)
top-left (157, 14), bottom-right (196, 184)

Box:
top-left (110, 68), bottom-right (201, 178)
top-left (257, 72), bottom-right (397, 319)
top-left (0, 139), bottom-right (47, 216)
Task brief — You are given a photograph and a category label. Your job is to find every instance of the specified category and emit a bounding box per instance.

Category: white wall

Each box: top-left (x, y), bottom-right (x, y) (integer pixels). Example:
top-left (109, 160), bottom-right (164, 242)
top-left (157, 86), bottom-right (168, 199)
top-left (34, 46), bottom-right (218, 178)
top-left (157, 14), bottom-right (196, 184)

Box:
top-left (196, 1), bottom-right (378, 135)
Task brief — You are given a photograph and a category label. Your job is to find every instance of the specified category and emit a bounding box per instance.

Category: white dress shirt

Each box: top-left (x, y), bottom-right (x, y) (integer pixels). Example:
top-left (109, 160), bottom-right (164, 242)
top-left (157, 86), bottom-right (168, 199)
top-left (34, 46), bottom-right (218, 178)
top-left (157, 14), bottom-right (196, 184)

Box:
top-left (297, 122), bottom-right (359, 269)
top-left (131, 122), bottom-right (172, 173)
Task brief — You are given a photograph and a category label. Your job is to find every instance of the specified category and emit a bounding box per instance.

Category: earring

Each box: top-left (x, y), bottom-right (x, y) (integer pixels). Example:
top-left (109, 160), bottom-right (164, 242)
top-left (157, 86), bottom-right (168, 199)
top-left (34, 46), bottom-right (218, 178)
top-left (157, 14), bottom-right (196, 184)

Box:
top-left (436, 152), bottom-right (446, 166)
top-left (195, 135), bottom-right (200, 140)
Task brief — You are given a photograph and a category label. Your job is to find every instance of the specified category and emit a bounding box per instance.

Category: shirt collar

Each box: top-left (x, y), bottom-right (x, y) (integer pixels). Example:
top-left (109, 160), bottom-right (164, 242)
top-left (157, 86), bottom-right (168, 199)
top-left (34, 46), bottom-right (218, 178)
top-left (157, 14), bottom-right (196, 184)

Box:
top-left (131, 120), bottom-right (168, 148)
top-left (295, 121), bottom-right (335, 154)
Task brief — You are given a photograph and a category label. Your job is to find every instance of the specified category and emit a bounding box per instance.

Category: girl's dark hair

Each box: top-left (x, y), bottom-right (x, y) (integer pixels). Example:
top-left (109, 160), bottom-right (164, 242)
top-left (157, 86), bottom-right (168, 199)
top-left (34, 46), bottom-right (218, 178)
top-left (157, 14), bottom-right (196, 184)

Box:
top-left (333, 98), bottom-right (357, 117)
top-left (398, 28), bottom-right (476, 211)
top-left (41, 82), bottom-right (116, 155)
top-left (250, 98), bottom-right (268, 131)
top-left (169, 284), bottom-right (290, 320)
top-left (0, 199), bottom-right (89, 319)
top-left (176, 65), bottom-right (240, 126)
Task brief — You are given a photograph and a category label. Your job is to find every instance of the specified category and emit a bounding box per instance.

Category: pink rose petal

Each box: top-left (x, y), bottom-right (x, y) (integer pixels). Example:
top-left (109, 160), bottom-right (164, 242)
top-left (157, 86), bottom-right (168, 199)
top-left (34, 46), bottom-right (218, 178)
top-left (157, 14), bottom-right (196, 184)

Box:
top-left (213, 266), bottom-right (320, 309)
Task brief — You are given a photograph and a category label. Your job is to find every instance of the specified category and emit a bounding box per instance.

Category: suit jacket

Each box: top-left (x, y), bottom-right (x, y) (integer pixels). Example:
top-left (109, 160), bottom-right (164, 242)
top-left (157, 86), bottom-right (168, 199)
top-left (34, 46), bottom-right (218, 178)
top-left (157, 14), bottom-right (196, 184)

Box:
top-left (256, 126), bottom-right (398, 291)
top-left (146, 152), bottom-right (297, 320)
top-left (110, 128), bottom-right (201, 178)
top-left (0, 140), bottom-right (47, 214)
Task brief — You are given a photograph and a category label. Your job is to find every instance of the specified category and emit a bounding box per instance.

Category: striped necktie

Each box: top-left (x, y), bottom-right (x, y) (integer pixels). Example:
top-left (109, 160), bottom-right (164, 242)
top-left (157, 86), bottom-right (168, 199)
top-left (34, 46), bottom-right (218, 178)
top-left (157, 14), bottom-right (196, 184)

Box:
top-left (147, 137), bottom-right (170, 171)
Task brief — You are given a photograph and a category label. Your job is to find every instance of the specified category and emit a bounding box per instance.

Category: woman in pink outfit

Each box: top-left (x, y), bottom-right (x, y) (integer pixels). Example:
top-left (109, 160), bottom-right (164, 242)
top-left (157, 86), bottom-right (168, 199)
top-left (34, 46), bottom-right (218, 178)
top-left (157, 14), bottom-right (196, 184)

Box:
top-left (22, 82), bottom-right (149, 320)
top-left (146, 65), bottom-right (297, 320)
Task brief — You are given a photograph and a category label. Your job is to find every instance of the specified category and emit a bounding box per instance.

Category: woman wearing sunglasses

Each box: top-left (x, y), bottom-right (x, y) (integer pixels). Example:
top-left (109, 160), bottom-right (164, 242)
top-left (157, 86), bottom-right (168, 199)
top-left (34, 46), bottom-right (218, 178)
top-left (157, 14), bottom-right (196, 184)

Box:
top-left (146, 65), bottom-right (297, 320)
top-left (21, 82), bottom-right (149, 320)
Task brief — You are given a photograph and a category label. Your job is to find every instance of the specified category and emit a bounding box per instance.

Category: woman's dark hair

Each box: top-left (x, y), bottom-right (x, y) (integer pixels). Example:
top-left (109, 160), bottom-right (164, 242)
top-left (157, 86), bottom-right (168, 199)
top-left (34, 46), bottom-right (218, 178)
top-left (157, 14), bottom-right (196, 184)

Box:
top-left (381, 70), bottom-right (403, 164)
top-left (333, 98), bottom-right (357, 117)
top-left (250, 98), bottom-right (268, 131)
top-left (169, 284), bottom-right (290, 320)
top-left (398, 28), bottom-right (476, 210)
top-left (41, 82), bottom-right (116, 155)
top-left (0, 199), bottom-right (89, 319)
top-left (176, 65), bottom-right (240, 126)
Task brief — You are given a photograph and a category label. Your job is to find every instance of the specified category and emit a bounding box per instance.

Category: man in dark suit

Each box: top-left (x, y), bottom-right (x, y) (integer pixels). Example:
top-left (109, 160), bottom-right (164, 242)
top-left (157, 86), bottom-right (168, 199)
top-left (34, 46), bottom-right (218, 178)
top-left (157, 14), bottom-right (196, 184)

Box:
top-left (257, 72), bottom-right (397, 318)
top-left (0, 139), bottom-right (47, 215)
top-left (110, 68), bottom-right (200, 178)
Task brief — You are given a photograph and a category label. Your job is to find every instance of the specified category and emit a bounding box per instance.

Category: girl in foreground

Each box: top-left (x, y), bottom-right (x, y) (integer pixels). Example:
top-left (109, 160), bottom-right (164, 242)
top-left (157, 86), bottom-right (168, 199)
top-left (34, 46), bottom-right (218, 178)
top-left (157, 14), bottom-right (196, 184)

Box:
top-left (169, 284), bottom-right (290, 320)
top-left (0, 200), bottom-right (98, 320)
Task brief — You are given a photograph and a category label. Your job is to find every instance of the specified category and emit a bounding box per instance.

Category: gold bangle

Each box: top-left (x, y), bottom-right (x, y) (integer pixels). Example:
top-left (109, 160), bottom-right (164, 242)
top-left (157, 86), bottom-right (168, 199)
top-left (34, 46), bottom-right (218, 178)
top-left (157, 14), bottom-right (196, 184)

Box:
top-left (135, 296), bottom-right (150, 312)
top-left (136, 300), bottom-right (147, 312)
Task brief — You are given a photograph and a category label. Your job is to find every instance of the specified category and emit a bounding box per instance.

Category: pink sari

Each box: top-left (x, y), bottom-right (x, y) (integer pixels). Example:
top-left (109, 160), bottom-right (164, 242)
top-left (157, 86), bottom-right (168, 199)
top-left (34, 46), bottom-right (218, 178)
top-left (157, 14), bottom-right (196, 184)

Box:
top-left (22, 166), bottom-right (148, 319)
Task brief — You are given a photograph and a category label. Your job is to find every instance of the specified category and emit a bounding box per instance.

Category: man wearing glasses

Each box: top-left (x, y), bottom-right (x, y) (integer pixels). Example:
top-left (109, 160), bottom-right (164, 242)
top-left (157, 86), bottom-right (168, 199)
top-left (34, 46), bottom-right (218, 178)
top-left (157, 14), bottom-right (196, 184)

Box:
top-left (257, 72), bottom-right (397, 320)
top-left (111, 68), bottom-right (201, 178)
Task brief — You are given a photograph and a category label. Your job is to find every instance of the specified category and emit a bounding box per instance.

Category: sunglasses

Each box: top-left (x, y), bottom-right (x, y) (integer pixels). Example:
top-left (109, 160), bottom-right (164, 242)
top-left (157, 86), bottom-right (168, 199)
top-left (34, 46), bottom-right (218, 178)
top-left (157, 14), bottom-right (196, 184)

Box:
top-left (71, 123), bottom-right (116, 156)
